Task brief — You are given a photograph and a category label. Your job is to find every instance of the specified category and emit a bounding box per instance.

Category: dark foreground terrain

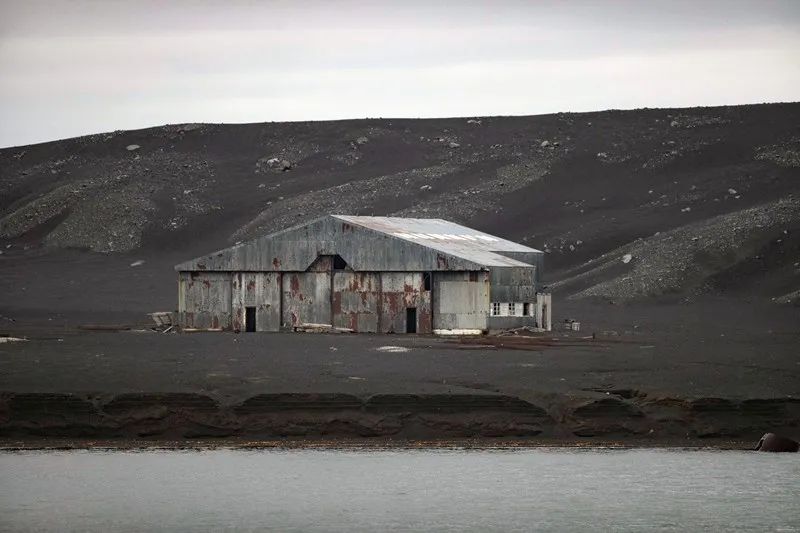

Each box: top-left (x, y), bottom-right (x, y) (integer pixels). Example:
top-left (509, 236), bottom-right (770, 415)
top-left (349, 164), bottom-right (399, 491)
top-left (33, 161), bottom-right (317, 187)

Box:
top-left (0, 103), bottom-right (798, 444)
top-left (1, 298), bottom-right (797, 444)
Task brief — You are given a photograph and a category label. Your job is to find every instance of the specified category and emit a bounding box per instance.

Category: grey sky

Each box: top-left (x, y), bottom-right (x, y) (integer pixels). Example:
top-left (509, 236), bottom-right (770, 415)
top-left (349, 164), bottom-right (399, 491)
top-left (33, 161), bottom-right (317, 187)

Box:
top-left (1, 0), bottom-right (798, 148)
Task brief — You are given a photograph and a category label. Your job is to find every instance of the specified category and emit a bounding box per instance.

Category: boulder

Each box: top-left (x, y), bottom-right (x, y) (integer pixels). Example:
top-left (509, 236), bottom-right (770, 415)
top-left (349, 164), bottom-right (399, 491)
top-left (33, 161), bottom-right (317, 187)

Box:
top-left (755, 433), bottom-right (799, 452)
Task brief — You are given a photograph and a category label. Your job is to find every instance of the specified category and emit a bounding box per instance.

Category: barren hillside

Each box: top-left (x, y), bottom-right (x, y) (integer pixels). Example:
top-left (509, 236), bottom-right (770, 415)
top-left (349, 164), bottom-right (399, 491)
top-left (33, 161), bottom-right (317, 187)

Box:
top-left (1, 103), bottom-right (799, 324)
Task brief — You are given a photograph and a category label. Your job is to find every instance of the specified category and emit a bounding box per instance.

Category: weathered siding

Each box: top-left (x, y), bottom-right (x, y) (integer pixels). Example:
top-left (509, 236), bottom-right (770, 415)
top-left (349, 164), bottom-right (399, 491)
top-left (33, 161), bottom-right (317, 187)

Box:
top-left (231, 272), bottom-right (281, 332)
top-left (379, 272), bottom-right (432, 333)
top-left (332, 272), bottom-right (381, 332)
top-left (493, 251), bottom-right (543, 285)
top-left (281, 272), bottom-right (332, 327)
top-left (175, 216), bottom-right (513, 273)
top-left (178, 271), bottom-right (232, 330)
top-left (487, 316), bottom-right (537, 330)
top-left (433, 271), bottom-right (490, 331)
top-left (490, 266), bottom-right (537, 303)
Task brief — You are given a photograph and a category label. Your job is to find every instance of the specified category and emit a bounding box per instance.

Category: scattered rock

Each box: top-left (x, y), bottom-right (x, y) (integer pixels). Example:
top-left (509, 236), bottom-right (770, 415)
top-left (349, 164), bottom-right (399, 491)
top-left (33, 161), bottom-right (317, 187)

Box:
top-left (728, 188), bottom-right (738, 195)
top-left (256, 157), bottom-right (292, 173)
top-left (355, 136), bottom-right (369, 145)
top-left (448, 142), bottom-right (461, 149)
top-left (126, 144), bottom-right (140, 151)
top-left (755, 137), bottom-right (800, 167)
top-left (420, 185), bottom-right (432, 191)
top-left (540, 140), bottom-right (550, 148)
top-left (466, 119), bottom-right (482, 125)
top-left (622, 254), bottom-right (633, 264)
top-left (130, 260), bottom-right (145, 267)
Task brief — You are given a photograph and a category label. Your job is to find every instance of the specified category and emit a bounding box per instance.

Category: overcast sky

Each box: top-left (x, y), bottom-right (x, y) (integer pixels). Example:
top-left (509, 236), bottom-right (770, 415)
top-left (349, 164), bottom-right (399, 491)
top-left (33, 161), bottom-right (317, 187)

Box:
top-left (1, 0), bottom-right (799, 148)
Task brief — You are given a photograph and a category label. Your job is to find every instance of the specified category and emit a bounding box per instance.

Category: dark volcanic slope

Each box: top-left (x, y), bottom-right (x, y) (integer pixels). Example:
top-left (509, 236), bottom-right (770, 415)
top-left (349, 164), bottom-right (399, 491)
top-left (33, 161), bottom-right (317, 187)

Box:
top-left (1, 104), bottom-right (799, 323)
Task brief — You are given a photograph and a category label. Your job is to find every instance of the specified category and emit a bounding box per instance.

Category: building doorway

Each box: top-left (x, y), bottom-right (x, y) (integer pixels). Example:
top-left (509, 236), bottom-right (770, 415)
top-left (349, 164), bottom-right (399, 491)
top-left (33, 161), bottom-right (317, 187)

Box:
top-left (245, 306), bottom-right (257, 332)
top-left (406, 308), bottom-right (417, 333)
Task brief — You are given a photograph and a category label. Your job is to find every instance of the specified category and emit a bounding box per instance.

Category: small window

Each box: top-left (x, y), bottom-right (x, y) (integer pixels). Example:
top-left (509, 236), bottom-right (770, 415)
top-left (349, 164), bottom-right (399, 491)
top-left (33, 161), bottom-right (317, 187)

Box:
top-left (491, 302), bottom-right (501, 316)
top-left (423, 272), bottom-right (432, 291)
top-left (523, 303), bottom-right (531, 316)
top-left (508, 303), bottom-right (516, 316)
top-left (333, 255), bottom-right (348, 270)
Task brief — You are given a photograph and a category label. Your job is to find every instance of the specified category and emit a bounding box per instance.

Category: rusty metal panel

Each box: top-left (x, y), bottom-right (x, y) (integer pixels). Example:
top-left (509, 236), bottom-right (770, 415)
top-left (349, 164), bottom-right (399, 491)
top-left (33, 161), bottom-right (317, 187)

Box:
top-left (231, 272), bottom-right (281, 332)
top-left (281, 272), bottom-right (331, 327)
top-left (332, 272), bottom-right (380, 332)
top-left (177, 271), bottom-right (232, 330)
top-left (490, 266), bottom-right (538, 303)
top-left (379, 272), bottom-right (432, 333)
top-left (433, 271), bottom-right (490, 331)
top-left (306, 255), bottom-right (333, 272)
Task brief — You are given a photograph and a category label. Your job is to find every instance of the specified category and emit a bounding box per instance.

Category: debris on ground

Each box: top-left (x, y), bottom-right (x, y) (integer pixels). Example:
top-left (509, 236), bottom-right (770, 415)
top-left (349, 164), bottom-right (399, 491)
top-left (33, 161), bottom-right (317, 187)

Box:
top-left (375, 346), bottom-right (411, 353)
top-left (496, 325), bottom-right (544, 336)
top-left (149, 312), bottom-right (175, 333)
top-left (293, 323), bottom-right (354, 334)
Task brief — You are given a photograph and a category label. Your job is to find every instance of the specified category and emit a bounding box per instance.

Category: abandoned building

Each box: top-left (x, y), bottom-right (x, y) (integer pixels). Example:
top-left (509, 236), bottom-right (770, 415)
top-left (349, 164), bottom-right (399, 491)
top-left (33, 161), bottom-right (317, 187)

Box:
top-left (175, 215), bottom-right (552, 334)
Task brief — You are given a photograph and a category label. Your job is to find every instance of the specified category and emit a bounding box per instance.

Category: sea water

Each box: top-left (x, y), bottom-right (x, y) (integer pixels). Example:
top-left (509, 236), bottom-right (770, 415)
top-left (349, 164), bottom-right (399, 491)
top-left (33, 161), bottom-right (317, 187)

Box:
top-left (1, 448), bottom-right (798, 532)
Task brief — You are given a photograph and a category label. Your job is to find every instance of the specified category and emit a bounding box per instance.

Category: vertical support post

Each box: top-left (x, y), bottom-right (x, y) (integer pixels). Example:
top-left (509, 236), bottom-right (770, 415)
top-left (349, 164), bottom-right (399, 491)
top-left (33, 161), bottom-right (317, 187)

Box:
top-left (535, 294), bottom-right (544, 329)
top-left (544, 293), bottom-right (552, 332)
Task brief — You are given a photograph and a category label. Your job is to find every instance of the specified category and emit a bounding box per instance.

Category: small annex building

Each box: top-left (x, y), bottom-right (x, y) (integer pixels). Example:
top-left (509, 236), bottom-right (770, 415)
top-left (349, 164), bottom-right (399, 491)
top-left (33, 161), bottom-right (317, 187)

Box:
top-left (175, 215), bottom-right (552, 334)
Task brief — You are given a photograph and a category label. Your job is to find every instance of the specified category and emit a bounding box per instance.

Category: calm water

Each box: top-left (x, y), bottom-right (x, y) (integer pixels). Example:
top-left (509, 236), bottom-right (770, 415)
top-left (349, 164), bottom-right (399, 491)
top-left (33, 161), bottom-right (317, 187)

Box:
top-left (1, 448), bottom-right (798, 532)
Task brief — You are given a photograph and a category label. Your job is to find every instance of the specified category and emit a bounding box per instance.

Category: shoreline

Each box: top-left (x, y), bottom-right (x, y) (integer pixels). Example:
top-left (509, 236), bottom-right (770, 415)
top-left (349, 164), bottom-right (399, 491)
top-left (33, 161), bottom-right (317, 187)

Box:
top-left (0, 437), bottom-right (757, 452)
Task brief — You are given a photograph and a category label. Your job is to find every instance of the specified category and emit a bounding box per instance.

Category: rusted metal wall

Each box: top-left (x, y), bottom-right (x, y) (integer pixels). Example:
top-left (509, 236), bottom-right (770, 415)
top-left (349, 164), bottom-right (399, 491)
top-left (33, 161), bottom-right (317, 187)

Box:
top-left (332, 272), bottom-right (380, 332)
top-left (231, 272), bottom-right (281, 332)
top-left (493, 251), bottom-right (543, 285)
top-left (177, 271), bottom-right (232, 330)
top-left (490, 266), bottom-right (538, 303)
top-left (433, 271), bottom-right (490, 331)
top-left (379, 272), bottom-right (432, 333)
top-left (281, 272), bottom-right (331, 327)
top-left (306, 255), bottom-right (334, 272)
top-left (176, 264), bottom-right (539, 333)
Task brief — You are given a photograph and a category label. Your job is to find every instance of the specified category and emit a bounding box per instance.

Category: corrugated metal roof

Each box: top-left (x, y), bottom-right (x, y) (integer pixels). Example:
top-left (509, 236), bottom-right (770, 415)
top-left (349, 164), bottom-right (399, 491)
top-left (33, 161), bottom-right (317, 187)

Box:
top-left (334, 215), bottom-right (540, 267)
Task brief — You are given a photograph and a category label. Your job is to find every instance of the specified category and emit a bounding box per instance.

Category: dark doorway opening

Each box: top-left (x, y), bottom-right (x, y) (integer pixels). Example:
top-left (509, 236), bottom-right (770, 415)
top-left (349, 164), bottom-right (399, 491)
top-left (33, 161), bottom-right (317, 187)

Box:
top-left (333, 254), bottom-right (348, 270)
top-left (406, 308), bottom-right (417, 333)
top-left (245, 306), bottom-right (256, 332)
top-left (423, 272), bottom-right (431, 291)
